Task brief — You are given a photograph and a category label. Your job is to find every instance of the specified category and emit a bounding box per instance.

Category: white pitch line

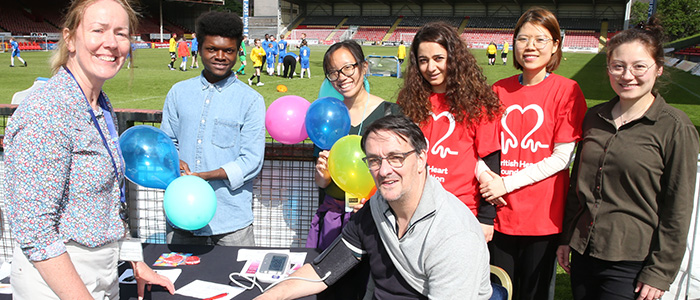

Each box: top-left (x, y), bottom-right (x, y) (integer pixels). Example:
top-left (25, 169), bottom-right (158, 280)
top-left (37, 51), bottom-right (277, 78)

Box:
top-left (670, 80), bottom-right (700, 100)
top-left (119, 96), bottom-right (163, 103)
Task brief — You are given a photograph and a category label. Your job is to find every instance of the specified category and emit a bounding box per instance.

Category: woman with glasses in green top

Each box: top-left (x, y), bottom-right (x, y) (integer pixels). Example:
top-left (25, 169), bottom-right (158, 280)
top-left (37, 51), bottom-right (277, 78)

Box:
top-left (306, 40), bottom-right (400, 300)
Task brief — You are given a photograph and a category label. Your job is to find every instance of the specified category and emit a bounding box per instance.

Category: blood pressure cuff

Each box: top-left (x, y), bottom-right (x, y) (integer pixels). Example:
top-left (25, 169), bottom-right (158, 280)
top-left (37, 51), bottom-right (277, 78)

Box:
top-left (311, 236), bottom-right (361, 286)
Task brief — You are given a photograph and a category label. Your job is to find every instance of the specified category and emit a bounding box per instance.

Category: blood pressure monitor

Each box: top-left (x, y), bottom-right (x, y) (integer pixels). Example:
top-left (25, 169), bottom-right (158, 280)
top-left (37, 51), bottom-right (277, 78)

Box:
top-left (255, 253), bottom-right (290, 284)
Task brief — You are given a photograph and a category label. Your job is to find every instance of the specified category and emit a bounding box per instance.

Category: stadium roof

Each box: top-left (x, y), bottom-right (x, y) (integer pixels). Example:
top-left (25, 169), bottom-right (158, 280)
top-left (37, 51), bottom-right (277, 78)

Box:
top-left (287, 0), bottom-right (628, 6)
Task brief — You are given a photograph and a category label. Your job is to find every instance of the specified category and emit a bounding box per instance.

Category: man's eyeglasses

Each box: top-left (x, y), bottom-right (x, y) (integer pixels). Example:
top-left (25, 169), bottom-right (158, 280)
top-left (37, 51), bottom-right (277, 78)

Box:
top-left (514, 37), bottom-right (554, 50)
top-left (362, 150), bottom-right (417, 171)
top-left (607, 62), bottom-right (656, 77)
top-left (326, 63), bottom-right (358, 82)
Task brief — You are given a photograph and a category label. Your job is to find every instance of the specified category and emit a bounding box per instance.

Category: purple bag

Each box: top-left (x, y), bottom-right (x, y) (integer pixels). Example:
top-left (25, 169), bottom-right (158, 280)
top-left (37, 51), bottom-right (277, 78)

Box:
top-left (305, 195), bottom-right (351, 250)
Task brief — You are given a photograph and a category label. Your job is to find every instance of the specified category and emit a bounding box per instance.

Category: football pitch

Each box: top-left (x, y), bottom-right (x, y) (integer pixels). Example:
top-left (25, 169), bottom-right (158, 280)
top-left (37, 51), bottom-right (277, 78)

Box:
top-left (3, 46), bottom-right (699, 299)
top-left (2, 45), bottom-right (700, 133)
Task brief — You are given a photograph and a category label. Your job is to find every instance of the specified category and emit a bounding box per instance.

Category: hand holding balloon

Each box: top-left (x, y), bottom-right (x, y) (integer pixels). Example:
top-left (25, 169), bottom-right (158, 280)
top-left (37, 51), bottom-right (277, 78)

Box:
top-left (178, 161), bottom-right (227, 181)
top-left (314, 150), bottom-right (331, 188)
top-left (179, 160), bottom-right (191, 175)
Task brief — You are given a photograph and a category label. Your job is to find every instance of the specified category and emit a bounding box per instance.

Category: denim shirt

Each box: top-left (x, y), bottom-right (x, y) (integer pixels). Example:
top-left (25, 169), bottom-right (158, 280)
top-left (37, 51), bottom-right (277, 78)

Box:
top-left (161, 72), bottom-right (266, 235)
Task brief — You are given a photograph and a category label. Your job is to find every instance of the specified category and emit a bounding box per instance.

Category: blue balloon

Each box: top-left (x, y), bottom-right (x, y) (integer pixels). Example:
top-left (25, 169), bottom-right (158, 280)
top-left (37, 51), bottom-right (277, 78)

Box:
top-left (164, 175), bottom-right (217, 231)
top-left (318, 78), bottom-right (344, 101)
top-left (119, 125), bottom-right (179, 189)
top-left (305, 97), bottom-right (351, 150)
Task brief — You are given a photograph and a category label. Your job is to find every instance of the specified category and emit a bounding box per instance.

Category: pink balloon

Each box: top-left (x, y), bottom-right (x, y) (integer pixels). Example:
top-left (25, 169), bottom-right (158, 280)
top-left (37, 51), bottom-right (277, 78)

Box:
top-left (266, 95), bottom-right (311, 144)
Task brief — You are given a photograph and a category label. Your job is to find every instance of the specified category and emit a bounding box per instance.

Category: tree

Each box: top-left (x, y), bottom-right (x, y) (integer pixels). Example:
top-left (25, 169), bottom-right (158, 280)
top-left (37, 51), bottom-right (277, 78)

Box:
top-left (657, 0), bottom-right (700, 40)
top-left (214, 0), bottom-right (242, 15)
top-left (631, 1), bottom-right (649, 27)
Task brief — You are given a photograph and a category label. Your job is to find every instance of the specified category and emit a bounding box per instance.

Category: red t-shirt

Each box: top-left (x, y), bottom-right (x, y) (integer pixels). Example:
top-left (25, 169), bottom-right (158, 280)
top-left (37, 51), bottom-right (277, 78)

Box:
top-left (420, 93), bottom-right (501, 216)
top-left (177, 41), bottom-right (189, 58)
top-left (492, 74), bottom-right (587, 235)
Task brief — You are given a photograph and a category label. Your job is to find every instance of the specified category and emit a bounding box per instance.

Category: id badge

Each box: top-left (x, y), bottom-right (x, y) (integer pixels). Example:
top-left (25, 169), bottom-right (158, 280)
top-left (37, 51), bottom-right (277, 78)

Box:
top-left (345, 193), bottom-right (361, 213)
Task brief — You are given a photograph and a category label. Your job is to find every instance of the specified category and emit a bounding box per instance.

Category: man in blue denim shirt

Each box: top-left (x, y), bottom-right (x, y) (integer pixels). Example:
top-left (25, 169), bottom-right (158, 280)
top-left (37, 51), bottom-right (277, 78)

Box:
top-left (161, 11), bottom-right (265, 246)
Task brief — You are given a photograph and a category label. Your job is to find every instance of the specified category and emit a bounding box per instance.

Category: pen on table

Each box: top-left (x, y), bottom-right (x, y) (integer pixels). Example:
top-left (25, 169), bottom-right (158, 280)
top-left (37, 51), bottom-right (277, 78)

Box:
top-left (203, 292), bottom-right (228, 300)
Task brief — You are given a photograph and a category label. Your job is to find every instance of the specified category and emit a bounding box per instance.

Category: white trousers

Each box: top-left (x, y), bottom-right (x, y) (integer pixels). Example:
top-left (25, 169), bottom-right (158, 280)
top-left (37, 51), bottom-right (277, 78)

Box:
top-left (11, 241), bottom-right (119, 300)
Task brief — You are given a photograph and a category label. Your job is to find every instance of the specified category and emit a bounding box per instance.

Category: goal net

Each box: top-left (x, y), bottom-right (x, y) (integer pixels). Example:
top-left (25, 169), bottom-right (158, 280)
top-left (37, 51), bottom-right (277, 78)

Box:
top-left (289, 29), bottom-right (353, 45)
top-left (366, 55), bottom-right (401, 78)
top-left (1, 35), bottom-right (51, 53)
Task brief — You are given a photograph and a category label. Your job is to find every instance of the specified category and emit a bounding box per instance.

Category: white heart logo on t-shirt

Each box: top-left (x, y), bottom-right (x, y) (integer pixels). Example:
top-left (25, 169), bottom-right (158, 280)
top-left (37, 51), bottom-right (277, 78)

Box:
top-left (501, 104), bottom-right (550, 154)
top-left (429, 111), bottom-right (459, 158)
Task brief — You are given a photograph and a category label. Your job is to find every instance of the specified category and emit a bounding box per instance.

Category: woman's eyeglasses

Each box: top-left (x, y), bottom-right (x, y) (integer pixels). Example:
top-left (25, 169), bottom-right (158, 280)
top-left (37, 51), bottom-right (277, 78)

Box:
top-left (514, 37), bottom-right (554, 50)
top-left (326, 63), bottom-right (358, 81)
top-left (607, 62), bottom-right (656, 77)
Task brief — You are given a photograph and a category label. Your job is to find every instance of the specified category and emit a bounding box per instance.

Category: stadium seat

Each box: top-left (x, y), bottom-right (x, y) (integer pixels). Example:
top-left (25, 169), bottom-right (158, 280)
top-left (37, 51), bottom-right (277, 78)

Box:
top-left (490, 265), bottom-right (512, 300)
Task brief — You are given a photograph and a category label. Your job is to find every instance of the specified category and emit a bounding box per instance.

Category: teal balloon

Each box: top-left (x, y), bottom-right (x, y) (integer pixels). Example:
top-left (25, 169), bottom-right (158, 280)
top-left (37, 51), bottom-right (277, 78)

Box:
top-left (318, 78), bottom-right (344, 101)
top-left (164, 176), bottom-right (217, 231)
top-left (119, 125), bottom-right (179, 189)
top-left (305, 97), bottom-right (351, 150)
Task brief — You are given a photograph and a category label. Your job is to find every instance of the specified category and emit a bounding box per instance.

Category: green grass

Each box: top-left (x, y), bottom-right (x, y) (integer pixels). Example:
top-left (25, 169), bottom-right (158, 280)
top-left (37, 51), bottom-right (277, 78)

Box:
top-left (2, 46), bottom-right (698, 300)
top-left (4, 47), bottom-right (700, 128)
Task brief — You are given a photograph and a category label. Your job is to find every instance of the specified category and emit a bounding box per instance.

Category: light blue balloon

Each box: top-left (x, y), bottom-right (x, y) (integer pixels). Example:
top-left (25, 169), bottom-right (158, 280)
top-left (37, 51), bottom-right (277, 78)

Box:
top-left (305, 97), bottom-right (351, 150)
top-left (164, 176), bottom-right (217, 231)
top-left (119, 125), bottom-right (179, 189)
top-left (318, 76), bottom-right (370, 99)
top-left (318, 78), bottom-right (344, 101)
top-left (364, 76), bottom-right (370, 94)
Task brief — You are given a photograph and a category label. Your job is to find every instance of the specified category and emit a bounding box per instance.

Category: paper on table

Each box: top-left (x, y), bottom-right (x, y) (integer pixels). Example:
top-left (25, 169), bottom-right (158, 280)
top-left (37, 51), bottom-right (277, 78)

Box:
top-left (236, 249), bottom-right (291, 262)
top-left (175, 280), bottom-right (244, 300)
top-left (119, 268), bottom-right (182, 285)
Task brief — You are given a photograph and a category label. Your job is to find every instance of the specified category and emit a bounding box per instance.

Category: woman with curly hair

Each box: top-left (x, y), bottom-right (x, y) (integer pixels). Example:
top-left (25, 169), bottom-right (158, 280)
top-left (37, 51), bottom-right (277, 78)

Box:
top-left (479, 8), bottom-right (588, 300)
top-left (397, 21), bottom-right (502, 242)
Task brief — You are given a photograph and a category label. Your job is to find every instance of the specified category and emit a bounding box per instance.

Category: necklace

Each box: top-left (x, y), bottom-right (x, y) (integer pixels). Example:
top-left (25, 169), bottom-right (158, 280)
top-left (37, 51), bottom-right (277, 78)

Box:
top-left (614, 102), bottom-right (649, 126)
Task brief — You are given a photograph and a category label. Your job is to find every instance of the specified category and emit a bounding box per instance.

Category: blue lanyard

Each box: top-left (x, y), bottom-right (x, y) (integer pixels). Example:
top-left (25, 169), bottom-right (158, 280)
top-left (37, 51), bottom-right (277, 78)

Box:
top-left (64, 67), bottom-right (126, 208)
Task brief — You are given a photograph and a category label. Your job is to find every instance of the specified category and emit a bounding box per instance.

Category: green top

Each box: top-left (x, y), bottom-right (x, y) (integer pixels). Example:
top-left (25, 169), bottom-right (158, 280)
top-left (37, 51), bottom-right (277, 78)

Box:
top-left (239, 43), bottom-right (247, 57)
top-left (563, 93), bottom-right (699, 290)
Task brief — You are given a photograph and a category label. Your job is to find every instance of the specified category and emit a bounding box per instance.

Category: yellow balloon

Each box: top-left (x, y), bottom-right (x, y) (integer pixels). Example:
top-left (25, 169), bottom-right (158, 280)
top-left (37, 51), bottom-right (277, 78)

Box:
top-left (328, 135), bottom-right (376, 198)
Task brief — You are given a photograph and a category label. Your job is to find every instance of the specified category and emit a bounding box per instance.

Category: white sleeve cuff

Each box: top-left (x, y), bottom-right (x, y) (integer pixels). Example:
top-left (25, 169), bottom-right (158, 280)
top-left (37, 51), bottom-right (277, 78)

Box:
top-left (503, 141), bottom-right (576, 192)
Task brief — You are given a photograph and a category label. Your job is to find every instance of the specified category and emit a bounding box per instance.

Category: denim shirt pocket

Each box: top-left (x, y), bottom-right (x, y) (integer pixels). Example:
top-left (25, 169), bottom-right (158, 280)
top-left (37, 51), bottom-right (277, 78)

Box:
top-left (212, 119), bottom-right (241, 148)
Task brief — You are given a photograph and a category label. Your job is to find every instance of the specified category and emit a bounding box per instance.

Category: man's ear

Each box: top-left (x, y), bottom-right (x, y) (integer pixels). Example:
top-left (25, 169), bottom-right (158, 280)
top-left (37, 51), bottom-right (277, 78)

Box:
top-left (416, 149), bottom-right (427, 173)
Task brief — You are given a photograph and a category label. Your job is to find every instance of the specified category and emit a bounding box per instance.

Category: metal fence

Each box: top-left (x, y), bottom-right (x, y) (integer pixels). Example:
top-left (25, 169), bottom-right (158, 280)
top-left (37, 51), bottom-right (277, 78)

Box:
top-left (0, 105), bottom-right (320, 261)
